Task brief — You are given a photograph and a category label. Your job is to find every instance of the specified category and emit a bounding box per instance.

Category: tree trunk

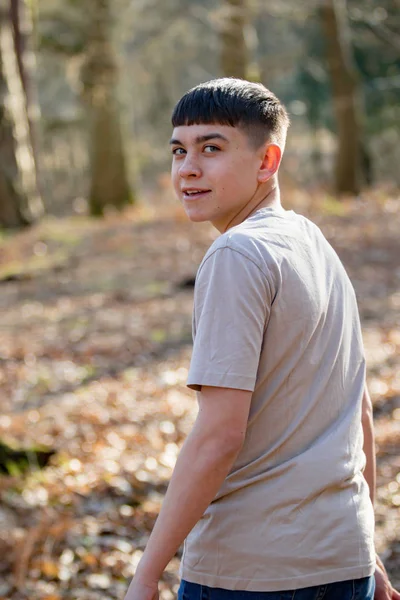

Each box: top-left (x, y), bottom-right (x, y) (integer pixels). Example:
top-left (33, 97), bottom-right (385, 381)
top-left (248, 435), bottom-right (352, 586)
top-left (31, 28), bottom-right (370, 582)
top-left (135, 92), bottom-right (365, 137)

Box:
top-left (89, 100), bottom-right (132, 216)
top-left (220, 0), bottom-right (248, 79)
top-left (10, 0), bottom-right (43, 197)
top-left (321, 0), bottom-right (362, 195)
top-left (0, 1), bottom-right (43, 227)
top-left (81, 0), bottom-right (133, 217)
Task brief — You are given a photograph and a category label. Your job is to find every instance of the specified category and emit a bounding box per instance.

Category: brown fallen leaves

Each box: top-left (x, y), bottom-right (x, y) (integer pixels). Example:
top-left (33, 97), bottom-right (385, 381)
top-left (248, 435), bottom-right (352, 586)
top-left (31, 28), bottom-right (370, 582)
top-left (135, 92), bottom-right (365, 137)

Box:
top-left (0, 190), bottom-right (399, 597)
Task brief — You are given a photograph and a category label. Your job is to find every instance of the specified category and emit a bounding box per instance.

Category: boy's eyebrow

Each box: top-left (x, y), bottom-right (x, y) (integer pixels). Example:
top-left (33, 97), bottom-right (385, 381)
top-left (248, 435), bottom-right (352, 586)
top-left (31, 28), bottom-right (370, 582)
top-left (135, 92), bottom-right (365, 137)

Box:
top-left (169, 133), bottom-right (229, 145)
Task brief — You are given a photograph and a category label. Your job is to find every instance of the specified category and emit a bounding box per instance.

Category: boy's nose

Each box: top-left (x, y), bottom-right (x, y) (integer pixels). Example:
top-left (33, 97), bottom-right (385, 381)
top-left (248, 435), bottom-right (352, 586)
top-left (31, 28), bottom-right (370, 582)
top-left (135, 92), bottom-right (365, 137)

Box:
top-left (179, 156), bottom-right (202, 178)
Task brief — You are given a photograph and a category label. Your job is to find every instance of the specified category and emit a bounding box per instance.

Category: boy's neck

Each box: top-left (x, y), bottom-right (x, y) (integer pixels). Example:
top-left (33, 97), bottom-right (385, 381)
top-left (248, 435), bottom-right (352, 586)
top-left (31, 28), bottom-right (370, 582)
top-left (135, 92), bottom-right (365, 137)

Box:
top-left (217, 181), bottom-right (281, 233)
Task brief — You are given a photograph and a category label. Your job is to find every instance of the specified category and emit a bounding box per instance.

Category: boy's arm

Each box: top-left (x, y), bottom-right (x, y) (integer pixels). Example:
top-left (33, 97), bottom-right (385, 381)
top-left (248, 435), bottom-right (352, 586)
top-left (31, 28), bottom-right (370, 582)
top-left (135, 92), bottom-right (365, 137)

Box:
top-left (362, 383), bottom-right (400, 600)
top-left (362, 384), bottom-right (376, 506)
top-left (123, 385), bottom-right (252, 600)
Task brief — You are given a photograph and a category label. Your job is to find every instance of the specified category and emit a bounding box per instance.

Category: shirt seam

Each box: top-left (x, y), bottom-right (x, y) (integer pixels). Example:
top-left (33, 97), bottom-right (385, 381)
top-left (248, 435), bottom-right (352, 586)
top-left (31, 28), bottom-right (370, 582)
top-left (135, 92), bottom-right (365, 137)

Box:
top-left (196, 245), bottom-right (273, 301)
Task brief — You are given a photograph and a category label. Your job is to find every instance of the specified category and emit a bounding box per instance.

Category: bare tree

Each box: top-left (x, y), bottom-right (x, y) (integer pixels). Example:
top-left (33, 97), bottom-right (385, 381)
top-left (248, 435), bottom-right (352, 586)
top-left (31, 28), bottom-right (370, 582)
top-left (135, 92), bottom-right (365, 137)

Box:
top-left (0, 0), bottom-right (43, 227)
top-left (321, 0), bottom-right (362, 195)
top-left (220, 0), bottom-right (248, 79)
top-left (10, 0), bottom-right (42, 193)
top-left (81, 0), bottom-right (133, 216)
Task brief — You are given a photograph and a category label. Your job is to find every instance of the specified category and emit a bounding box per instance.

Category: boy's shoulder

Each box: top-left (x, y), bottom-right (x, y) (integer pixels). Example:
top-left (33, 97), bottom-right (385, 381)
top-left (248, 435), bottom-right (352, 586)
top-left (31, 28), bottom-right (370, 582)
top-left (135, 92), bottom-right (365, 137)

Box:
top-left (202, 208), bottom-right (311, 270)
top-left (201, 226), bottom-right (264, 273)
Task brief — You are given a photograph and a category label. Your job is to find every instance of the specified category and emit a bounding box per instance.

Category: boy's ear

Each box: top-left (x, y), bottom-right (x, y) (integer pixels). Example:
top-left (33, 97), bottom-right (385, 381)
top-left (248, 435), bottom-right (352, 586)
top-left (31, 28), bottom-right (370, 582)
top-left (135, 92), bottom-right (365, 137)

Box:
top-left (257, 144), bottom-right (282, 183)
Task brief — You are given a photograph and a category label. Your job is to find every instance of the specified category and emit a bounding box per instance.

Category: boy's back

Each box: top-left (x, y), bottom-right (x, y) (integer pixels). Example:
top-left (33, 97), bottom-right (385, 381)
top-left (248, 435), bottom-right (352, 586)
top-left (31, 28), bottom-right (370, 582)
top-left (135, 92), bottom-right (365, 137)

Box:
top-left (124, 78), bottom-right (400, 600)
top-left (182, 206), bottom-right (375, 591)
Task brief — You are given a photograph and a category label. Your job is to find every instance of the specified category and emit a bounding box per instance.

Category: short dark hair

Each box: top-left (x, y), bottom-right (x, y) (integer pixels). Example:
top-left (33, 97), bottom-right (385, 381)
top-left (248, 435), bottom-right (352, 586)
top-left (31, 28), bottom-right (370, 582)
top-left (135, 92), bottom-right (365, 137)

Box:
top-left (171, 78), bottom-right (290, 150)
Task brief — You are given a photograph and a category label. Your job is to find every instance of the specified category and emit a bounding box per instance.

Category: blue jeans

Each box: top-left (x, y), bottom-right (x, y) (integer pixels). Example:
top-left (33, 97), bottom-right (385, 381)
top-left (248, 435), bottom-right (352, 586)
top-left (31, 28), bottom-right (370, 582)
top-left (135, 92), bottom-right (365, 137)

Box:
top-left (178, 576), bottom-right (375, 600)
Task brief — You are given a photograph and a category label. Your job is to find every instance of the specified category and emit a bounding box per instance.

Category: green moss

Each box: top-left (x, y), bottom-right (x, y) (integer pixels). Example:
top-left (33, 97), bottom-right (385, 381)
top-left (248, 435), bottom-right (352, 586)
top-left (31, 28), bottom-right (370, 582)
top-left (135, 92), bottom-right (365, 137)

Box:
top-left (150, 329), bottom-right (167, 343)
top-left (319, 196), bottom-right (348, 217)
top-left (0, 229), bottom-right (13, 245)
top-left (0, 248), bottom-right (71, 280)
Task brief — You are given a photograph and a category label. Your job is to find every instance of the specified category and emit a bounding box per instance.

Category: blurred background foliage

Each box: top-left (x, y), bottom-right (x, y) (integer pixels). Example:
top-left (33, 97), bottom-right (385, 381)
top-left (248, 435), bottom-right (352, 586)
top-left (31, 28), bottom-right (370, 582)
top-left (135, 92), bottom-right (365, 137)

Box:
top-left (0, 0), bottom-right (399, 226)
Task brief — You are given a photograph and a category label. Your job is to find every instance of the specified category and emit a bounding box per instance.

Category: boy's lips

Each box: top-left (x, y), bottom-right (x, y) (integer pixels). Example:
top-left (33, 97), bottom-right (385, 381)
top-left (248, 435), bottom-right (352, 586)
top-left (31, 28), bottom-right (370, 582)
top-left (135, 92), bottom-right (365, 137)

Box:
top-left (181, 188), bottom-right (211, 199)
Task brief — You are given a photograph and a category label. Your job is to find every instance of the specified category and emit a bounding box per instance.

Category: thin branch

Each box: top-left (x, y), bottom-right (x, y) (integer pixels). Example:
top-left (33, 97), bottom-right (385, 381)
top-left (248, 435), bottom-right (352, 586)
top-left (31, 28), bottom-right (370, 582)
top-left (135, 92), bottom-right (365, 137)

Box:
top-left (364, 20), bottom-right (400, 52)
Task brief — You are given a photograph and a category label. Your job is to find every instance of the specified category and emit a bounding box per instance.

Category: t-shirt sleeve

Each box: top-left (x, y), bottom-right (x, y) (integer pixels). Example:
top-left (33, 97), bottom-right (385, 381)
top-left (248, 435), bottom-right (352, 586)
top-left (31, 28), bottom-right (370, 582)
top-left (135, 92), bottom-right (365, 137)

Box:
top-left (187, 246), bottom-right (272, 392)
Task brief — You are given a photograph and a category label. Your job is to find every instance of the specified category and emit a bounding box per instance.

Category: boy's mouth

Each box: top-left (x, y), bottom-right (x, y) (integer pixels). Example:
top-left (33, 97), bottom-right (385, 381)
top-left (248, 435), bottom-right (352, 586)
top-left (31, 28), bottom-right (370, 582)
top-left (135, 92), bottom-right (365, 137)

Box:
top-left (182, 188), bottom-right (211, 199)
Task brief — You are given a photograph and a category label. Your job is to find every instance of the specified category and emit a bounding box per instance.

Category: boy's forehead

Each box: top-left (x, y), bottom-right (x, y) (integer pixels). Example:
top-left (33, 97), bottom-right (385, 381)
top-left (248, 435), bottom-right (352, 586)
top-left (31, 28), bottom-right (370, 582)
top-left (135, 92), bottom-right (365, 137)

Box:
top-left (171, 123), bottom-right (241, 144)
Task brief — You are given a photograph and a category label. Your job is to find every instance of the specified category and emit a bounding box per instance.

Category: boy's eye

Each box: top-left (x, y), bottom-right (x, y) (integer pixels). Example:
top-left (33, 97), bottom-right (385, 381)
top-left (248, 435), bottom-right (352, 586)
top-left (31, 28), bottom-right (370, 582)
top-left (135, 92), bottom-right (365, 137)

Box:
top-left (204, 145), bottom-right (219, 153)
top-left (172, 147), bottom-right (186, 156)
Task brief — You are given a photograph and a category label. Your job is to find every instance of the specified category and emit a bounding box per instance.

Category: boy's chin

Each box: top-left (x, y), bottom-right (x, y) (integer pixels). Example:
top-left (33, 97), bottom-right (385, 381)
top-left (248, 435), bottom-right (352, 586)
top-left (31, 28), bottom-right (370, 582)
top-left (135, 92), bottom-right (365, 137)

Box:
top-left (184, 208), bottom-right (209, 223)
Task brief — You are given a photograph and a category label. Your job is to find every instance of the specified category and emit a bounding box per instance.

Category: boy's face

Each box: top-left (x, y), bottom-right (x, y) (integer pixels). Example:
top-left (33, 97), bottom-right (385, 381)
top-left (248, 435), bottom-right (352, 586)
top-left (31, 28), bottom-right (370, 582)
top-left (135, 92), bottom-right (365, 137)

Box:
top-left (170, 124), bottom-right (265, 231)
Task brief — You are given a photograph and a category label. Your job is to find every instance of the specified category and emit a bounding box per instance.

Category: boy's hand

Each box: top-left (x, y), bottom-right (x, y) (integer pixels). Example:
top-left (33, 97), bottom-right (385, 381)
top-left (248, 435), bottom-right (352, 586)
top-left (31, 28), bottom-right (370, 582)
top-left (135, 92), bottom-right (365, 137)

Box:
top-left (123, 577), bottom-right (159, 600)
top-left (374, 555), bottom-right (400, 600)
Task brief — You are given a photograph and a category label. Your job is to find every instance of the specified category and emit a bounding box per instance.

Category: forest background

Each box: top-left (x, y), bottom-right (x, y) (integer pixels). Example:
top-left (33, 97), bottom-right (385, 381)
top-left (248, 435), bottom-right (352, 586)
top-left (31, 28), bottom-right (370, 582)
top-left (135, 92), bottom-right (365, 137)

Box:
top-left (0, 0), bottom-right (399, 599)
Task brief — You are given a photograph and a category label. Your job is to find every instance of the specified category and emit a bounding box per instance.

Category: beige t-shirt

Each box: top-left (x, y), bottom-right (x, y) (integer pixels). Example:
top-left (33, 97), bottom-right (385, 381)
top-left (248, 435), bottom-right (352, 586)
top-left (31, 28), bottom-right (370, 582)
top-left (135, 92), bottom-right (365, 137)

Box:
top-left (180, 207), bottom-right (375, 592)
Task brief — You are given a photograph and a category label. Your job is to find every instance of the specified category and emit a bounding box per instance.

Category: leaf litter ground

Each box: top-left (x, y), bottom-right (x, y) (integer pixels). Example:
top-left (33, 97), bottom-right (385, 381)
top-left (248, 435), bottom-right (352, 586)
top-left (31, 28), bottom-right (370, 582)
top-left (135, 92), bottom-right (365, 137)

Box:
top-left (0, 191), bottom-right (399, 599)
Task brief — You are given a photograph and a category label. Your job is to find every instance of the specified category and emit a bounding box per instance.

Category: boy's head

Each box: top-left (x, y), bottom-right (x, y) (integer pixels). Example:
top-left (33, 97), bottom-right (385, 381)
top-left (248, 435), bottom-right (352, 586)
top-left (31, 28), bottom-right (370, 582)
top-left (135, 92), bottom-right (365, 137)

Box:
top-left (170, 78), bottom-right (290, 231)
top-left (172, 78), bottom-right (290, 152)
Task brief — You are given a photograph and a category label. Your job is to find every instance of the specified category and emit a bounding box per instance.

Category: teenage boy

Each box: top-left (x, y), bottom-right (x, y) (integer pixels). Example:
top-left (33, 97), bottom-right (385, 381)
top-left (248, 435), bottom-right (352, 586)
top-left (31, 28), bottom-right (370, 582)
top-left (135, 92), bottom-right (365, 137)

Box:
top-left (123, 79), bottom-right (399, 600)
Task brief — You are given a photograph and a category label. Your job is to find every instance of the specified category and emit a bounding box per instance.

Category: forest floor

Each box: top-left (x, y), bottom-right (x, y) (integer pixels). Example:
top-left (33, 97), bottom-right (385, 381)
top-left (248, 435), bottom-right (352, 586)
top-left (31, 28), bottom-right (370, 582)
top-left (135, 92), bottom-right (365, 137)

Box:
top-left (0, 189), bottom-right (399, 600)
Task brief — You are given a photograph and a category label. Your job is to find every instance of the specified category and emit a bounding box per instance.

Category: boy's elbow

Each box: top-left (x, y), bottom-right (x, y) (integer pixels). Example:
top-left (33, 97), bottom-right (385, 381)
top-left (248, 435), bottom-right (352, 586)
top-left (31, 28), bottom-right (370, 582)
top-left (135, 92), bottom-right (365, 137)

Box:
top-left (222, 428), bottom-right (246, 453)
top-left (201, 427), bottom-right (245, 463)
